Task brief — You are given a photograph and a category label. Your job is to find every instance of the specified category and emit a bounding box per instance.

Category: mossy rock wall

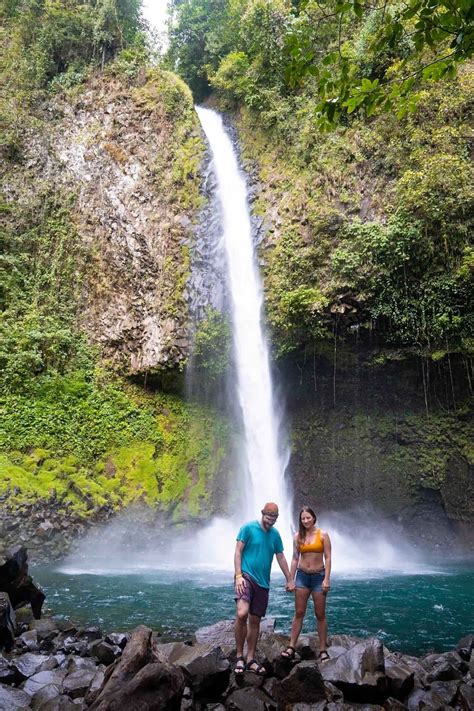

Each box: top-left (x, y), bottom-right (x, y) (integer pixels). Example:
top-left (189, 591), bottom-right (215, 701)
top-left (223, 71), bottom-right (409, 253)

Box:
top-left (282, 345), bottom-right (473, 541)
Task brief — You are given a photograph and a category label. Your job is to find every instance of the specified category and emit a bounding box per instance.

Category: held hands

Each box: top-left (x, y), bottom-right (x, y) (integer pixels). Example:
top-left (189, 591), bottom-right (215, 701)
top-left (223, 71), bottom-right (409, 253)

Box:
top-left (285, 579), bottom-right (296, 593)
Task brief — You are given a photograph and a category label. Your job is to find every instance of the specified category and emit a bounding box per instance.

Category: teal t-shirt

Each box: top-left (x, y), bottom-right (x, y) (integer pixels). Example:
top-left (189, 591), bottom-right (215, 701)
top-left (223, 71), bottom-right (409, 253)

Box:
top-left (237, 520), bottom-right (284, 589)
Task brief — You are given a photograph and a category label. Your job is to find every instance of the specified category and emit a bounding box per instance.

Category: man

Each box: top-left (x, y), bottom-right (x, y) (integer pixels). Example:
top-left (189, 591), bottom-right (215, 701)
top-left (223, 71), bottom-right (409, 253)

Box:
top-left (233, 502), bottom-right (295, 675)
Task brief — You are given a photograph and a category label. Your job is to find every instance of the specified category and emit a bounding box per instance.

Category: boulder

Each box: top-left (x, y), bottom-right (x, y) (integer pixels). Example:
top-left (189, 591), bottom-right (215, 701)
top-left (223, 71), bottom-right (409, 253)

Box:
top-left (277, 660), bottom-right (326, 706)
top-left (320, 638), bottom-right (388, 703)
top-left (170, 642), bottom-right (230, 696)
top-left (0, 655), bottom-right (14, 686)
top-left (0, 546), bottom-right (45, 618)
top-left (456, 682), bottom-right (474, 710)
top-left (194, 620), bottom-right (235, 647)
top-left (31, 683), bottom-right (65, 710)
top-left (89, 640), bottom-right (121, 665)
top-left (83, 667), bottom-right (106, 706)
top-left (384, 657), bottom-right (414, 699)
top-left (225, 686), bottom-right (276, 710)
top-left (36, 695), bottom-right (79, 710)
top-left (104, 632), bottom-right (128, 649)
top-left (11, 652), bottom-right (53, 680)
top-left (456, 634), bottom-right (474, 662)
top-left (0, 682), bottom-right (31, 710)
top-left (62, 668), bottom-right (96, 698)
top-left (17, 628), bottom-right (40, 652)
top-left (0, 593), bottom-right (15, 652)
top-left (22, 668), bottom-right (67, 696)
top-left (89, 624), bottom-right (185, 710)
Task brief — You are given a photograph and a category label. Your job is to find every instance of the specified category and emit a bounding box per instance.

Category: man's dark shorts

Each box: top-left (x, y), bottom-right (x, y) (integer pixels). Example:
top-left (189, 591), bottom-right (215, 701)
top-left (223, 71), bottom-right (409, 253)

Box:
top-left (235, 573), bottom-right (269, 617)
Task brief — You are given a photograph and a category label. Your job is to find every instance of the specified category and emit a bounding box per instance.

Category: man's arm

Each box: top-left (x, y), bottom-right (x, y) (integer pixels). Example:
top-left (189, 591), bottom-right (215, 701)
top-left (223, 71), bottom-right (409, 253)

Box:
top-left (234, 540), bottom-right (246, 594)
top-left (276, 552), bottom-right (295, 591)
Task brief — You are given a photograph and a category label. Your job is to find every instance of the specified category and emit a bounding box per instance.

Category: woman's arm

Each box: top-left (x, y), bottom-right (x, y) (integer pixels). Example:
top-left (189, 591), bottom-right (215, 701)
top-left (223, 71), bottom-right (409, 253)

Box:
top-left (322, 531), bottom-right (332, 593)
top-left (275, 552), bottom-right (295, 591)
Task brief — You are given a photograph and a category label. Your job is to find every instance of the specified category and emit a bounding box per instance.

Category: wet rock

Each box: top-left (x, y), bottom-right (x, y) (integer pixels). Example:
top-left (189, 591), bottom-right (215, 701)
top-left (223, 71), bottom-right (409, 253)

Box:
top-left (0, 682), bottom-right (31, 710)
top-left (457, 682), bottom-right (474, 710)
top-left (225, 686), bottom-right (276, 710)
top-left (63, 656), bottom-right (98, 674)
top-left (0, 546), bottom-right (45, 618)
top-left (0, 656), bottom-right (14, 686)
top-left (31, 619), bottom-right (60, 641)
top-left (456, 634), bottom-right (474, 662)
top-left (89, 625), bottom-right (185, 710)
top-left (62, 668), bottom-right (96, 698)
top-left (83, 667), bottom-right (106, 705)
top-left (194, 619), bottom-right (235, 647)
top-left (0, 593), bottom-right (15, 652)
top-left (89, 640), bottom-right (121, 665)
top-left (384, 657), bottom-right (414, 699)
top-left (76, 627), bottom-right (102, 643)
top-left (428, 680), bottom-right (459, 705)
top-left (278, 660), bottom-right (326, 705)
top-left (17, 628), bottom-right (40, 652)
top-left (31, 683), bottom-right (64, 709)
top-left (425, 659), bottom-right (463, 682)
top-left (320, 638), bottom-right (387, 703)
top-left (11, 652), bottom-right (52, 680)
top-left (22, 668), bottom-right (67, 696)
top-left (171, 642), bottom-right (230, 696)
top-left (37, 695), bottom-right (79, 710)
top-left (104, 632), bottom-right (128, 649)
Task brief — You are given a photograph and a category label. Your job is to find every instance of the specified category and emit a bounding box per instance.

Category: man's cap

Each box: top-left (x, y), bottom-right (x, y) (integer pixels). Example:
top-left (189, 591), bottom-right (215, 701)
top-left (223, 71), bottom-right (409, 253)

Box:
top-left (262, 502), bottom-right (279, 513)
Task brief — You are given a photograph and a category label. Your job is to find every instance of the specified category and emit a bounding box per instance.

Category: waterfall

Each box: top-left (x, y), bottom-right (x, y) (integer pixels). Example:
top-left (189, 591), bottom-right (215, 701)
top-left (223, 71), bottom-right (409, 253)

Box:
top-left (195, 107), bottom-right (292, 537)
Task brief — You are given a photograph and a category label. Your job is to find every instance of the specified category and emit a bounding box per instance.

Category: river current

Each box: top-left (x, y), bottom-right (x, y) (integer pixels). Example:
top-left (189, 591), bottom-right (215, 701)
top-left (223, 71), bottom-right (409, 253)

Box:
top-left (33, 563), bottom-right (473, 657)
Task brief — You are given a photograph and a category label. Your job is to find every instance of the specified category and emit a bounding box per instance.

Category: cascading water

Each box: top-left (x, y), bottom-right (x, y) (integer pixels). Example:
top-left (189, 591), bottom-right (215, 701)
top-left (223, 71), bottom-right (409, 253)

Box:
top-left (195, 107), bottom-right (291, 536)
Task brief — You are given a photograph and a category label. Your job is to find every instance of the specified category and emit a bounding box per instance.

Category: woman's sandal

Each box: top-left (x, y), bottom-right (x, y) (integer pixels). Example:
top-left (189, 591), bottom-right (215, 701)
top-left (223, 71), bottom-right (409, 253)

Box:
top-left (318, 650), bottom-right (330, 663)
top-left (246, 659), bottom-right (266, 676)
top-left (233, 656), bottom-right (246, 675)
top-left (281, 646), bottom-right (296, 659)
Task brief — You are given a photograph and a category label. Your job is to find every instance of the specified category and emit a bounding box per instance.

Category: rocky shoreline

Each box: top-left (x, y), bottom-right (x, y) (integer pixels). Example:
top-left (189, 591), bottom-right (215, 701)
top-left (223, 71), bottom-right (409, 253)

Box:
top-left (0, 610), bottom-right (472, 709)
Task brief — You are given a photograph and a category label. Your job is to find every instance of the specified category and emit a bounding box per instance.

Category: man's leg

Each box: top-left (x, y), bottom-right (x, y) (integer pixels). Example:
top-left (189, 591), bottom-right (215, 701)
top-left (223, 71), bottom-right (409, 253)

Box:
top-left (235, 599), bottom-right (249, 658)
top-left (245, 612), bottom-right (261, 663)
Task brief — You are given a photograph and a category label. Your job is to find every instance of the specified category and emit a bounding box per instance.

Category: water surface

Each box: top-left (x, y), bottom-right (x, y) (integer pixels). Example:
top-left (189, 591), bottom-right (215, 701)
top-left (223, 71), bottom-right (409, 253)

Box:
top-left (33, 563), bottom-right (473, 656)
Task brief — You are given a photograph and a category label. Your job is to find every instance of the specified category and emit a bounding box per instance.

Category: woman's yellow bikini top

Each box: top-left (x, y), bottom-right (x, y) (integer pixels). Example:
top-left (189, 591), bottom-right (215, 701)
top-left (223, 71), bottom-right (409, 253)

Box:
top-left (299, 528), bottom-right (323, 553)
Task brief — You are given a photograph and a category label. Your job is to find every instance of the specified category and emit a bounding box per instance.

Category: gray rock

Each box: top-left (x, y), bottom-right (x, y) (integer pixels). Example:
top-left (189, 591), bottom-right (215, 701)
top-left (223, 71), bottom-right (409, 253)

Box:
top-left (278, 660), bottom-right (326, 705)
top-left (88, 640), bottom-right (121, 665)
top-left (18, 629), bottom-right (40, 652)
top-left (63, 656), bottom-right (97, 674)
top-left (456, 682), bottom-right (474, 709)
top-left (37, 695), bottom-right (78, 710)
top-left (0, 593), bottom-right (15, 652)
top-left (426, 660), bottom-right (463, 683)
top-left (104, 632), bottom-right (128, 649)
top-left (194, 619), bottom-right (235, 647)
top-left (62, 669), bottom-right (96, 699)
top-left (0, 683), bottom-right (31, 710)
top-left (172, 642), bottom-right (230, 695)
top-left (22, 668), bottom-right (67, 696)
top-left (383, 698), bottom-right (408, 710)
top-left (320, 638), bottom-right (387, 703)
top-left (12, 652), bottom-right (51, 680)
top-left (384, 657), bottom-right (414, 699)
top-left (32, 683), bottom-right (64, 710)
top-left (225, 686), bottom-right (276, 710)
top-left (31, 619), bottom-right (59, 641)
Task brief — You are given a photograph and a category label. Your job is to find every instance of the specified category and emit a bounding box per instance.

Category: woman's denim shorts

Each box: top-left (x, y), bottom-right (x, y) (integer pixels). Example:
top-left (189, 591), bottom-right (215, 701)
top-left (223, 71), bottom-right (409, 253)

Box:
top-left (295, 568), bottom-right (325, 592)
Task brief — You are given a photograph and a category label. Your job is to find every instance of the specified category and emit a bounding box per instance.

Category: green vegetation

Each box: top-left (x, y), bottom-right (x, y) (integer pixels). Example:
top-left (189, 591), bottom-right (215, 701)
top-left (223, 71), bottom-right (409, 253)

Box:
top-left (193, 308), bottom-right (231, 379)
top-left (0, 367), bottom-right (230, 518)
top-left (168, 0), bottom-right (474, 124)
top-left (0, 2), bottom-right (217, 522)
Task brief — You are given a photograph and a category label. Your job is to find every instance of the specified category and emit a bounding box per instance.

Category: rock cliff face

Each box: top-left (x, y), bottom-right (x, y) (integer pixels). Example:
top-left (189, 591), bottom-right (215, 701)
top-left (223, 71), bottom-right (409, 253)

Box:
top-left (4, 69), bottom-right (203, 373)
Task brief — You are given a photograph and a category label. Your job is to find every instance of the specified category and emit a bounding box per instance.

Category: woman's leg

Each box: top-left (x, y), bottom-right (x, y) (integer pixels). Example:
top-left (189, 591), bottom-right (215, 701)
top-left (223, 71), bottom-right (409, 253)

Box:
top-left (311, 590), bottom-right (328, 651)
top-left (288, 587), bottom-right (311, 648)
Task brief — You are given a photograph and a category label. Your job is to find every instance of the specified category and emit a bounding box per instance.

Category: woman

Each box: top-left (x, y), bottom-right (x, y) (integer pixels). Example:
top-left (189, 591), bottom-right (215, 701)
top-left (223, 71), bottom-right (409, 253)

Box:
top-left (281, 506), bottom-right (332, 662)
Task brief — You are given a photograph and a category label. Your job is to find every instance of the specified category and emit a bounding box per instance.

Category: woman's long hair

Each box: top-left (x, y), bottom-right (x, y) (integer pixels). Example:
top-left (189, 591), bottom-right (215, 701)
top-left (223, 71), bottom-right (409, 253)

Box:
top-left (297, 506), bottom-right (317, 545)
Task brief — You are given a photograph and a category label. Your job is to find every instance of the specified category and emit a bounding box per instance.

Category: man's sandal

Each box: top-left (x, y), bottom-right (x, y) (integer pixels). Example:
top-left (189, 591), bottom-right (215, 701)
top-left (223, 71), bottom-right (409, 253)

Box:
top-left (281, 646), bottom-right (296, 659)
top-left (318, 650), bottom-right (330, 663)
top-left (234, 656), bottom-right (246, 675)
top-left (246, 659), bottom-right (266, 675)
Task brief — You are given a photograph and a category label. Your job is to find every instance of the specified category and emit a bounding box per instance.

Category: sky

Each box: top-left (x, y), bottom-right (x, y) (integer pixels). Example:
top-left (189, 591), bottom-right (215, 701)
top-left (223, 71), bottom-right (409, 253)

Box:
top-left (141, 0), bottom-right (169, 35)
